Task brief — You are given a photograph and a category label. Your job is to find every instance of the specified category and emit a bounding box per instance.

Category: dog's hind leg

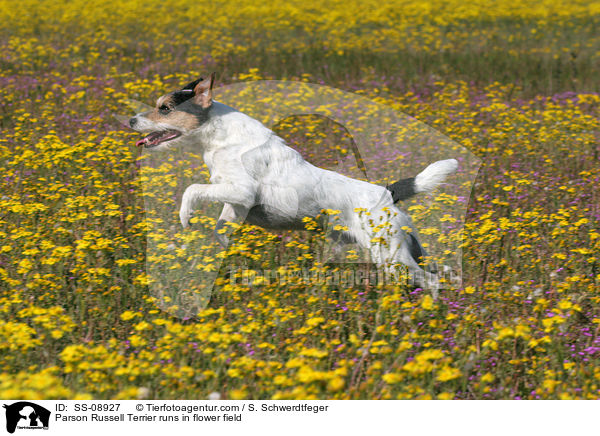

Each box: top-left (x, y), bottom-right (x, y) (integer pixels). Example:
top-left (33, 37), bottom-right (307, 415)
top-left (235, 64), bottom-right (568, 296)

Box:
top-left (407, 233), bottom-right (438, 275)
top-left (385, 235), bottom-right (440, 298)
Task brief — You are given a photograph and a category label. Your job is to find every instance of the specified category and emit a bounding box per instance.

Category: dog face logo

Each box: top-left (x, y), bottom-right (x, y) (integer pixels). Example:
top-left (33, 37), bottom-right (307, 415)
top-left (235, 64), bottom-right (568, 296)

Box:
top-left (3, 402), bottom-right (50, 434)
top-left (129, 73), bottom-right (216, 151)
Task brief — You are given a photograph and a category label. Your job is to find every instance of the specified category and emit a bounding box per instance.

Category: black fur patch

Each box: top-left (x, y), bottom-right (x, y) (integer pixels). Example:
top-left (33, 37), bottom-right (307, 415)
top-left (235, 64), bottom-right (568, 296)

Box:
top-left (170, 78), bottom-right (212, 125)
top-left (386, 177), bottom-right (416, 203)
top-left (171, 91), bottom-right (195, 107)
top-left (166, 79), bottom-right (204, 107)
top-left (408, 233), bottom-right (425, 263)
top-left (182, 78), bottom-right (202, 91)
top-left (407, 233), bottom-right (438, 274)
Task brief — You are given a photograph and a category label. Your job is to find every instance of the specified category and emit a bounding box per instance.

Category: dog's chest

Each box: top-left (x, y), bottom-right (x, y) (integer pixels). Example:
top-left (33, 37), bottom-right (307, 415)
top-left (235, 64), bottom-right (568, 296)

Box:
top-left (206, 159), bottom-right (242, 185)
top-left (204, 148), bottom-right (254, 185)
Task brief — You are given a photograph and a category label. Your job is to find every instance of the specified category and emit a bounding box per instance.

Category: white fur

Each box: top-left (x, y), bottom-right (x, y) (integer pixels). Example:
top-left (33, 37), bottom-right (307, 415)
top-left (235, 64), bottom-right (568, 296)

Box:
top-left (415, 159), bottom-right (458, 193)
top-left (133, 100), bottom-right (458, 295)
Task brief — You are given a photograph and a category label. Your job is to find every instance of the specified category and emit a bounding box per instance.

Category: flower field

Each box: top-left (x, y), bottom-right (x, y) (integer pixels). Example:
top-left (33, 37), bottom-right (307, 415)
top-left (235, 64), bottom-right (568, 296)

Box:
top-left (0, 0), bottom-right (599, 399)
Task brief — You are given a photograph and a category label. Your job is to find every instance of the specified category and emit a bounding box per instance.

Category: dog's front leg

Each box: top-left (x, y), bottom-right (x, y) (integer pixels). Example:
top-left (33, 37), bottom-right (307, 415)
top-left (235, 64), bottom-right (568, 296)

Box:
top-left (180, 183), bottom-right (254, 228)
top-left (214, 203), bottom-right (238, 248)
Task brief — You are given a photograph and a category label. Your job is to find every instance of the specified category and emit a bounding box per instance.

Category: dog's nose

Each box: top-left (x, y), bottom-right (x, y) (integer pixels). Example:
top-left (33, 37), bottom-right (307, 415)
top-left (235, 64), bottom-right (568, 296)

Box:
top-left (129, 117), bottom-right (137, 128)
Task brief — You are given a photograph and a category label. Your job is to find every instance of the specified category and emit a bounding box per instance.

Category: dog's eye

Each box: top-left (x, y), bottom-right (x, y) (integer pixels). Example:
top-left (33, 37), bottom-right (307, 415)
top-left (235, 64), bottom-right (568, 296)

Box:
top-left (158, 105), bottom-right (172, 115)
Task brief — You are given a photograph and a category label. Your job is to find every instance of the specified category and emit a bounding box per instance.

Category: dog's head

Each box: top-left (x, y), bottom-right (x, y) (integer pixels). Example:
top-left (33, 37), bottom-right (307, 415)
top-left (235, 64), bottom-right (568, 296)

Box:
top-left (129, 73), bottom-right (215, 151)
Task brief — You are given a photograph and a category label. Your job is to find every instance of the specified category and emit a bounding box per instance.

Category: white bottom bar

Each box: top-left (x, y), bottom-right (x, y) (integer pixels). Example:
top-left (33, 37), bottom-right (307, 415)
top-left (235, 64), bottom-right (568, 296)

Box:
top-left (0, 400), bottom-right (594, 436)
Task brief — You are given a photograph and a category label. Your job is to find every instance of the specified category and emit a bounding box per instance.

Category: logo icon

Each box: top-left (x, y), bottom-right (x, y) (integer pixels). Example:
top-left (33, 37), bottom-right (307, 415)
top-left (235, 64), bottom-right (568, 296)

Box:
top-left (3, 402), bottom-right (50, 434)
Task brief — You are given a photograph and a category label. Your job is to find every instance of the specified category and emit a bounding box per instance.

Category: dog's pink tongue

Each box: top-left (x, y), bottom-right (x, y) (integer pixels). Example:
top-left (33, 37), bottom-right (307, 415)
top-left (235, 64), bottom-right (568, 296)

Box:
top-left (135, 138), bottom-right (147, 147)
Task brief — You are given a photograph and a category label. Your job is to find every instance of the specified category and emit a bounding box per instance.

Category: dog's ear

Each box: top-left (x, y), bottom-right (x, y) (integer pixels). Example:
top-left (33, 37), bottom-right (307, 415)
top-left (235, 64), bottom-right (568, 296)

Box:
top-left (193, 72), bottom-right (216, 108)
top-left (181, 79), bottom-right (201, 91)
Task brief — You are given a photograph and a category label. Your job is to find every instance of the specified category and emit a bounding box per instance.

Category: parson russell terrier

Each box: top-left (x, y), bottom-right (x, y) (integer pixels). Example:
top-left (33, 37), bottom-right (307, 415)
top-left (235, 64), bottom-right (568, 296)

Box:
top-left (129, 73), bottom-right (458, 294)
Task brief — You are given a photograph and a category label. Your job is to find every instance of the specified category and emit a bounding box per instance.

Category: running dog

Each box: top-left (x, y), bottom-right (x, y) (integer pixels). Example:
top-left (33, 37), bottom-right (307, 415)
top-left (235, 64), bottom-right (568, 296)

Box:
top-left (129, 73), bottom-right (458, 293)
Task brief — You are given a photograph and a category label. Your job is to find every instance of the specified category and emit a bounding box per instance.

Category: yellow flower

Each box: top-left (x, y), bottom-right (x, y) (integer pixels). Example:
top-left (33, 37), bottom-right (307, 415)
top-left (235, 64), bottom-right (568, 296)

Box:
top-left (120, 311), bottom-right (138, 321)
top-left (421, 295), bottom-right (434, 310)
top-left (481, 373), bottom-right (495, 383)
top-left (327, 377), bottom-right (345, 392)
top-left (382, 373), bottom-right (403, 384)
top-left (543, 379), bottom-right (560, 393)
top-left (134, 321), bottom-right (151, 331)
top-left (306, 317), bottom-right (325, 327)
top-left (300, 348), bottom-right (328, 359)
top-left (436, 366), bottom-right (462, 382)
top-left (229, 389), bottom-right (247, 400)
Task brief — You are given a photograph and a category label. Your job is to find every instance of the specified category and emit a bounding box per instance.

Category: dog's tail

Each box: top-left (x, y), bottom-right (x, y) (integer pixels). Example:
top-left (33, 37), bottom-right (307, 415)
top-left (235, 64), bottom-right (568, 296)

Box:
top-left (386, 159), bottom-right (458, 203)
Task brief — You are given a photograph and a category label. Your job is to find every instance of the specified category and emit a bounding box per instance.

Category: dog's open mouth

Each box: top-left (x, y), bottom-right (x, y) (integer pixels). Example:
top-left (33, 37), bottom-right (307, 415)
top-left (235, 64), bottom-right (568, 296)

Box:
top-left (135, 129), bottom-right (182, 148)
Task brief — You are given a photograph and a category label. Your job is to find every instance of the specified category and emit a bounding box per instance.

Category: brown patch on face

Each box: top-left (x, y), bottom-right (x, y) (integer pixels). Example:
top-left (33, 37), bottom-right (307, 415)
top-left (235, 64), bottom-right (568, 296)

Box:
top-left (141, 94), bottom-right (200, 131)
top-left (144, 109), bottom-right (198, 130)
top-left (163, 111), bottom-right (201, 130)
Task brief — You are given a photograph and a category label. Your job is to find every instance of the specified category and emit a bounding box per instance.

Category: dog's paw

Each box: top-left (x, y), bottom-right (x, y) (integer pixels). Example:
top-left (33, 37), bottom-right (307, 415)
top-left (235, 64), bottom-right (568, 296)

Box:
top-left (214, 232), bottom-right (229, 248)
top-left (179, 203), bottom-right (192, 228)
top-left (180, 185), bottom-right (201, 228)
top-left (213, 219), bottom-right (230, 248)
